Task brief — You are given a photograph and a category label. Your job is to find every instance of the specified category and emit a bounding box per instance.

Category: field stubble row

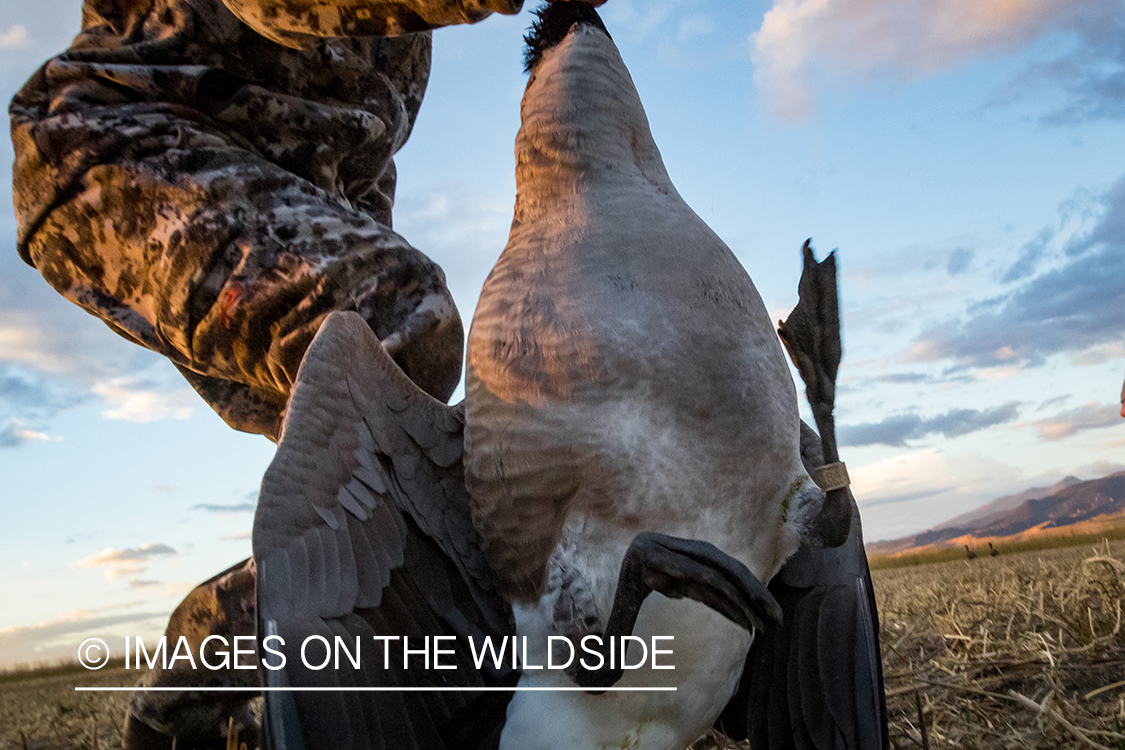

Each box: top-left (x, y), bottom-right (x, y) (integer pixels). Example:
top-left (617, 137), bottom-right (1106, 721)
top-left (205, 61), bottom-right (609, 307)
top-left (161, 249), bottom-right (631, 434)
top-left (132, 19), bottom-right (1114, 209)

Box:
top-left (10, 542), bottom-right (1125, 749)
top-left (875, 540), bottom-right (1125, 749)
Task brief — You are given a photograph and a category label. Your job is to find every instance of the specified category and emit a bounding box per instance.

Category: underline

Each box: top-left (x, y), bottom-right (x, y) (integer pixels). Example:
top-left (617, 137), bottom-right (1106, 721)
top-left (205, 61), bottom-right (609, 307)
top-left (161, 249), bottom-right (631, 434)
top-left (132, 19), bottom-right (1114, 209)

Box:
top-left (75, 686), bottom-right (677, 692)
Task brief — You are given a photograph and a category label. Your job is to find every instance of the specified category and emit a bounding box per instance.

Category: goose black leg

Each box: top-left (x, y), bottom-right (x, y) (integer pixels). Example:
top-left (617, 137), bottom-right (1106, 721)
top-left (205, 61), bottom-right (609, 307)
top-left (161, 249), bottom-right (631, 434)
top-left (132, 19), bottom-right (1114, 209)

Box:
top-left (577, 532), bottom-right (781, 691)
top-left (778, 240), bottom-right (852, 548)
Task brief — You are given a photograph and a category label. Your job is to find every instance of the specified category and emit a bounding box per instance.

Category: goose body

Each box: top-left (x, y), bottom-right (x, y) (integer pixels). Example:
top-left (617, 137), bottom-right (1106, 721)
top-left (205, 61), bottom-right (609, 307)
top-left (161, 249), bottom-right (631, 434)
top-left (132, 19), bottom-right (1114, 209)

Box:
top-left (464, 9), bottom-right (823, 748)
top-left (246, 7), bottom-right (882, 750)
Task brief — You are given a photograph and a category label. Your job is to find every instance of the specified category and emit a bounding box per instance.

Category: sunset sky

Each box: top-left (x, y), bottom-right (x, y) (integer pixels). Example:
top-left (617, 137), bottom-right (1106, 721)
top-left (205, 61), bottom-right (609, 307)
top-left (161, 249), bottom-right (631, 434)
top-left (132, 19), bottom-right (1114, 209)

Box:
top-left (1, 0), bottom-right (1122, 667)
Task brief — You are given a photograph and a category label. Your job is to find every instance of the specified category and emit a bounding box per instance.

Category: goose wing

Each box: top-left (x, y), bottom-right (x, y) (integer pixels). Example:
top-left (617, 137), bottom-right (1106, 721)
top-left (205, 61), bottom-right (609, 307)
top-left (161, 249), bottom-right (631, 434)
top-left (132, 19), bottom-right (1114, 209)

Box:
top-left (719, 421), bottom-right (888, 750)
top-left (254, 311), bottom-right (515, 750)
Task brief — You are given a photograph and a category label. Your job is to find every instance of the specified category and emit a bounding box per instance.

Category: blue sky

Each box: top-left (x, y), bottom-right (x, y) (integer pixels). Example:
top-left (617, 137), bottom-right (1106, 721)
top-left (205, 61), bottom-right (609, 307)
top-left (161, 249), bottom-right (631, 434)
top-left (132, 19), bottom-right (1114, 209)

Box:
top-left (1, 0), bottom-right (1123, 668)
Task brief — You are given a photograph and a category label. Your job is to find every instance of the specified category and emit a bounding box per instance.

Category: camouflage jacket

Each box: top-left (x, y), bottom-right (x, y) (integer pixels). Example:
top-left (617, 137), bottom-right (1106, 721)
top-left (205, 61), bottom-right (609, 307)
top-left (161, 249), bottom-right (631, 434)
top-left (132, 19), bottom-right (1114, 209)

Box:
top-left (10, 0), bottom-right (518, 438)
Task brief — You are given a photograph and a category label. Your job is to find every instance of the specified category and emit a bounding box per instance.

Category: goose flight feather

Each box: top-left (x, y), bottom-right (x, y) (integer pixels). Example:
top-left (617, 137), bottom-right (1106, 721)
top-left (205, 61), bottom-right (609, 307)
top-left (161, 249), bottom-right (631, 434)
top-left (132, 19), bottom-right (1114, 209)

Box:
top-left (254, 311), bottom-right (514, 750)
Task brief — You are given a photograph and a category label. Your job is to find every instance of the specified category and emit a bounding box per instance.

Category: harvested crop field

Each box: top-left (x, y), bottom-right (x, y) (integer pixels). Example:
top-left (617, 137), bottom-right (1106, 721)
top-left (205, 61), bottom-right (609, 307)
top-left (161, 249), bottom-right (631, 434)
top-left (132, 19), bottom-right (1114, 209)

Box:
top-left (0, 662), bottom-right (135, 750)
top-left (7, 541), bottom-right (1125, 749)
top-left (876, 540), bottom-right (1125, 749)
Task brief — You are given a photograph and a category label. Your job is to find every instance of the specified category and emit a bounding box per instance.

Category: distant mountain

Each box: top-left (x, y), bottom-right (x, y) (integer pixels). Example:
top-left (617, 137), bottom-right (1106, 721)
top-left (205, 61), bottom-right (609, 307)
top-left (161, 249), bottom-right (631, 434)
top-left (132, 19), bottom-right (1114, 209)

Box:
top-left (931, 476), bottom-right (1083, 531)
top-left (867, 472), bottom-right (1125, 556)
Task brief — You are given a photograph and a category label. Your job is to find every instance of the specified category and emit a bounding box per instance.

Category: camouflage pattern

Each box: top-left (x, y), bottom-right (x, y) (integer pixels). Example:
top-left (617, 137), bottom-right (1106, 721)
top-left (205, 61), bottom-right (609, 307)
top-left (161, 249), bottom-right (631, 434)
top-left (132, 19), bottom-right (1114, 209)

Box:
top-left (121, 558), bottom-right (261, 747)
top-left (10, 0), bottom-right (524, 742)
top-left (8, 0), bottom-right (528, 439)
top-left (223, 0), bottom-right (520, 48)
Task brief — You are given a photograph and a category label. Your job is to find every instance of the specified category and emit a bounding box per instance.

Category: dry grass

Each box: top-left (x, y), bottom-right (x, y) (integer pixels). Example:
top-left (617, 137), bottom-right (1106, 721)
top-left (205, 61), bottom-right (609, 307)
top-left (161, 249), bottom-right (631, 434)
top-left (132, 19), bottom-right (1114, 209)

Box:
top-left (0, 663), bottom-right (134, 750)
top-left (876, 540), bottom-right (1125, 749)
top-left (10, 541), bottom-right (1125, 749)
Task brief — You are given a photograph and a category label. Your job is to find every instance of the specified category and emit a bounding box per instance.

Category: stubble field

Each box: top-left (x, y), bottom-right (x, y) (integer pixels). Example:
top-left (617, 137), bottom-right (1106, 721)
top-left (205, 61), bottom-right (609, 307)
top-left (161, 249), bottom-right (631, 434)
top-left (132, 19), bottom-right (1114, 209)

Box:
top-left (8, 542), bottom-right (1125, 749)
top-left (874, 540), bottom-right (1125, 750)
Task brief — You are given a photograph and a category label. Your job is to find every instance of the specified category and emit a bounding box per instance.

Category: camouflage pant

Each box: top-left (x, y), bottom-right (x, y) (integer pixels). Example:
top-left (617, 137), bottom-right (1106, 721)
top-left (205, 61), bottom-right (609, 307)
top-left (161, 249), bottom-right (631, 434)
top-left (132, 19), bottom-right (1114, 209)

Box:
top-left (122, 559), bottom-right (261, 748)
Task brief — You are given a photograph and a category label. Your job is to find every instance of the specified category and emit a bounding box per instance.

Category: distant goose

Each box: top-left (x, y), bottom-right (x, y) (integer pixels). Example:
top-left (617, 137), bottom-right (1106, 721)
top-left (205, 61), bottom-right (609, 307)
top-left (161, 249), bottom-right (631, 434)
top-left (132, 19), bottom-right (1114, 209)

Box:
top-left (965, 545), bottom-right (977, 560)
top-left (989, 542), bottom-right (1000, 557)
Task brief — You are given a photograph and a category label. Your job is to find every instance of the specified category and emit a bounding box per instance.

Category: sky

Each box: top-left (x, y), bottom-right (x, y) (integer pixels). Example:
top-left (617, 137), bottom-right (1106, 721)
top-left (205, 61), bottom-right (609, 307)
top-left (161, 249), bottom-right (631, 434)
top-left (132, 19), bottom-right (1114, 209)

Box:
top-left (0, 0), bottom-right (1123, 668)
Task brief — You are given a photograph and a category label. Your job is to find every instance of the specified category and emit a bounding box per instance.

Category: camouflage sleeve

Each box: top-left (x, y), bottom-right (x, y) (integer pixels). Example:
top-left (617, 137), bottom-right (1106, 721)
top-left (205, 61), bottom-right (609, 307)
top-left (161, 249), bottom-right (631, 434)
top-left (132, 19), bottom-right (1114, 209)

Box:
top-left (10, 0), bottom-right (464, 440)
top-left (222, 0), bottom-right (523, 48)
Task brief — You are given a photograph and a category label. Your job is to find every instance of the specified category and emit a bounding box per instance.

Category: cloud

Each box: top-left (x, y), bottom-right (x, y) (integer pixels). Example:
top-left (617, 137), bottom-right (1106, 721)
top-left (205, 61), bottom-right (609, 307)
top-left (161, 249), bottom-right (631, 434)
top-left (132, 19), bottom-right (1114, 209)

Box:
top-left (850, 448), bottom-right (1024, 539)
top-left (104, 566), bottom-right (146, 582)
top-left (1071, 458), bottom-right (1125, 477)
top-left (0, 368), bottom-right (85, 448)
top-left (1071, 342), bottom-right (1125, 366)
top-left (1037, 395), bottom-right (1071, 411)
top-left (0, 275), bottom-right (195, 435)
top-left (0, 366), bottom-right (86, 415)
top-left (873, 372), bottom-right (931, 384)
top-left (1000, 227), bottom-right (1052, 283)
top-left (191, 503), bottom-right (256, 513)
top-left (751, 0), bottom-right (1111, 121)
top-left (0, 366), bottom-right (86, 448)
top-left (0, 609), bottom-right (168, 669)
top-left (840, 401), bottom-right (1022, 447)
top-left (678, 14), bottom-right (717, 43)
top-left (0, 240), bottom-right (195, 430)
top-left (990, 4), bottom-right (1125, 124)
top-left (600, 0), bottom-right (680, 43)
top-left (908, 176), bottom-right (1125, 370)
top-left (0, 421), bottom-right (50, 449)
top-left (73, 543), bottom-right (177, 585)
top-left (946, 248), bottom-right (973, 276)
top-left (1066, 175), bottom-right (1125, 256)
top-left (73, 543), bottom-right (177, 569)
top-left (909, 244), bottom-right (1125, 368)
top-left (1029, 402), bottom-right (1121, 441)
top-left (90, 377), bottom-right (195, 422)
top-left (0, 311), bottom-right (148, 382)
top-left (222, 530), bottom-right (252, 541)
top-left (0, 25), bottom-right (29, 50)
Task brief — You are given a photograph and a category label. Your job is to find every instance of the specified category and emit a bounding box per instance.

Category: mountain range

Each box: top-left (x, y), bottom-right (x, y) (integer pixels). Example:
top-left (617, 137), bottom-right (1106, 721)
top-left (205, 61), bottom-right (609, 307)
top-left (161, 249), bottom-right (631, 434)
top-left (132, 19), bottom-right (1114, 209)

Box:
top-left (867, 471), bottom-right (1125, 556)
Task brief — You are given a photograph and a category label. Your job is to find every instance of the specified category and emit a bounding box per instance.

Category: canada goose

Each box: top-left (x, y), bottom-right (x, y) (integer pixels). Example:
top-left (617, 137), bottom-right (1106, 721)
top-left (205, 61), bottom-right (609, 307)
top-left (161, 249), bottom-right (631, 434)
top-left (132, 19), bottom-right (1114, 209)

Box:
top-left (965, 545), bottom-right (977, 560)
top-left (989, 542), bottom-right (1000, 557)
top-left (251, 4), bottom-right (875, 749)
top-left (132, 246), bottom-right (884, 750)
top-left (465, 5), bottom-right (835, 748)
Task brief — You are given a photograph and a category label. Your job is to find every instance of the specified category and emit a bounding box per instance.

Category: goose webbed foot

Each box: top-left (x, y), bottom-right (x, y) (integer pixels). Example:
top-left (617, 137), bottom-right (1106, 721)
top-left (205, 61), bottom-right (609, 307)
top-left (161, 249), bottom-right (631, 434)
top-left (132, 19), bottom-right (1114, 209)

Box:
top-left (577, 532), bottom-right (781, 692)
top-left (778, 240), bottom-right (841, 433)
top-left (779, 240), bottom-right (851, 548)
